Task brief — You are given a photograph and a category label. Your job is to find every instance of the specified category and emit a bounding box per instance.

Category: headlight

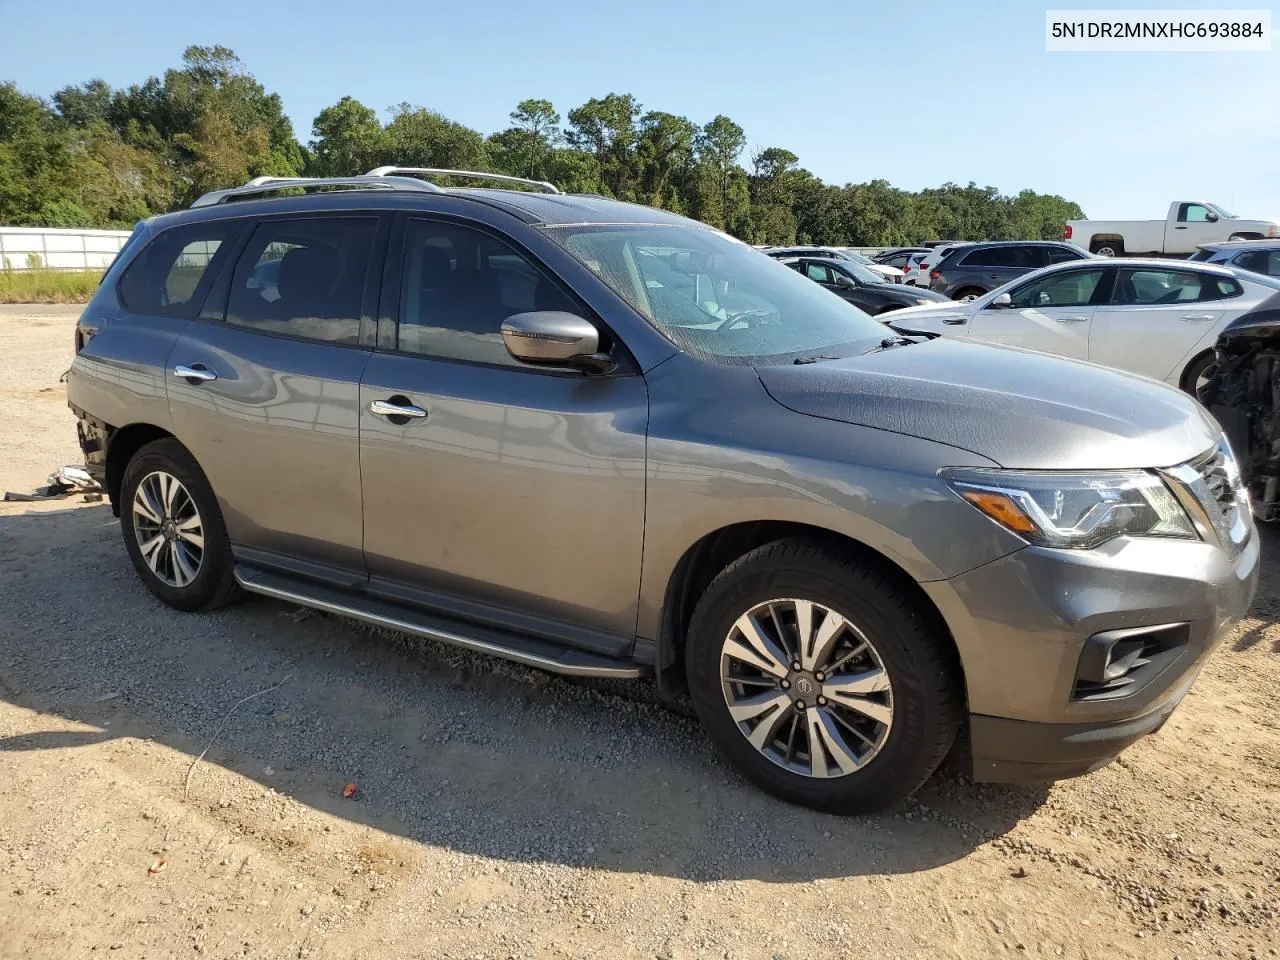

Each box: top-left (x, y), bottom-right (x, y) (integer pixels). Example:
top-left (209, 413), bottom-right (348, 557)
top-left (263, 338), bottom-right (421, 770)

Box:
top-left (941, 468), bottom-right (1198, 549)
top-left (1268, 225), bottom-right (1280, 238)
top-left (914, 298), bottom-right (932, 305)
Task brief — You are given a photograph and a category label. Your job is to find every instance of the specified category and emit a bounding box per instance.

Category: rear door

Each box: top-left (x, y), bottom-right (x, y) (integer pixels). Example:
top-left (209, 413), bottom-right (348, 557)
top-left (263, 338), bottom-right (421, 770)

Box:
top-left (1088, 266), bottom-right (1241, 381)
top-left (167, 213), bottom-right (386, 576)
top-left (966, 265), bottom-right (1106, 359)
top-left (357, 214), bottom-right (648, 653)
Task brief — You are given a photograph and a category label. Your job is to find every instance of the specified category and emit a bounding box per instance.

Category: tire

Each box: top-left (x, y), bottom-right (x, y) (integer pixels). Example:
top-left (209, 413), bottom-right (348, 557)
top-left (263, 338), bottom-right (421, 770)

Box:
top-left (119, 438), bottom-right (241, 612)
top-left (877, 303), bottom-right (904, 315)
top-left (954, 287), bottom-right (985, 303)
top-left (685, 538), bottom-right (963, 814)
top-left (1181, 351), bottom-right (1216, 401)
top-left (1090, 240), bottom-right (1122, 257)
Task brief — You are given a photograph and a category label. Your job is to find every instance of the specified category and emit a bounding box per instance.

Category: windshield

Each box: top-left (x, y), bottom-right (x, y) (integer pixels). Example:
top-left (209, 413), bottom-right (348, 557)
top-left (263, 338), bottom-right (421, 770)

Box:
top-left (833, 260), bottom-right (888, 285)
top-left (1208, 203), bottom-right (1238, 219)
top-left (543, 225), bottom-right (889, 364)
top-left (843, 251), bottom-right (874, 265)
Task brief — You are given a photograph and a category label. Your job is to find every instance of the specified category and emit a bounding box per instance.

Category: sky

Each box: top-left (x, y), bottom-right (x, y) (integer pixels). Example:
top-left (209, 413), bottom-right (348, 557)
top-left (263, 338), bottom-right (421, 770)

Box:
top-left (1, 0), bottom-right (1277, 220)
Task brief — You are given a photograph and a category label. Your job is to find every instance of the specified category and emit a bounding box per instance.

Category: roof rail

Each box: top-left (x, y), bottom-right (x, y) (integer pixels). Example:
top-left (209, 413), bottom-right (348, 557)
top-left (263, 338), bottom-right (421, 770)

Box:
top-left (366, 167), bottom-right (561, 195)
top-left (190, 175), bottom-right (443, 208)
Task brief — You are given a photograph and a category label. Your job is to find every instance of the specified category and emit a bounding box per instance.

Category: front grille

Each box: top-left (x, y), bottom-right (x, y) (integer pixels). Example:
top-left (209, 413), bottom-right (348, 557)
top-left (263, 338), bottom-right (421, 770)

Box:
top-left (1162, 439), bottom-right (1251, 556)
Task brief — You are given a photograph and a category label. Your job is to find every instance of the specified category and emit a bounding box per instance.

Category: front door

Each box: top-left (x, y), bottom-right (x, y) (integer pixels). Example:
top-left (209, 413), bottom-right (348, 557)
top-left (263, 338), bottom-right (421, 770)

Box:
top-left (1089, 266), bottom-right (1231, 381)
top-left (167, 213), bottom-right (385, 575)
top-left (966, 266), bottom-right (1106, 359)
top-left (1170, 203), bottom-right (1222, 255)
top-left (358, 216), bottom-right (648, 653)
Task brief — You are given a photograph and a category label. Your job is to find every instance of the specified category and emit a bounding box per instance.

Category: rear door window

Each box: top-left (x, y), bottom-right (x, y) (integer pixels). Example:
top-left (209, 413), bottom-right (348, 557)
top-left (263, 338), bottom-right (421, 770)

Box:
top-left (1045, 246), bottom-right (1085, 264)
top-left (118, 222), bottom-right (239, 319)
top-left (1111, 268), bottom-right (1239, 304)
top-left (1234, 250), bottom-right (1280, 277)
top-left (225, 217), bottom-right (378, 344)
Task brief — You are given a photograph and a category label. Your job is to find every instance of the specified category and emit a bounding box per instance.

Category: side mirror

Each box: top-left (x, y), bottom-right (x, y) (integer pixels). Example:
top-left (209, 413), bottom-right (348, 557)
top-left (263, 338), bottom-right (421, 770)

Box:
top-left (501, 311), bottom-right (614, 374)
top-left (836, 275), bottom-right (857, 289)
top-left (1206, 211), bottom-right (1219, 222)
top-left (989, 292), bottom-right (1013, 309)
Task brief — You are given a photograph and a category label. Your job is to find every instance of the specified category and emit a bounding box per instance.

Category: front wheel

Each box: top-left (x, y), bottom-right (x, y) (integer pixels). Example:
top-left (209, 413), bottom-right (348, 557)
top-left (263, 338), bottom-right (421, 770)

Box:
top-left (120, 438), bottom-right (241, 612)
top-left (1182, 351), bottom-right (1216, 402)
top-left (685, 539), bottom-right (963, 814)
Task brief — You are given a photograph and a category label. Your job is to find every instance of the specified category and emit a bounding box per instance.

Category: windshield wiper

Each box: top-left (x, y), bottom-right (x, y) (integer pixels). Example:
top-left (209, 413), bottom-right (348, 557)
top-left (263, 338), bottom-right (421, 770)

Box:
top-left (792, 354), bottom-right (842, 365)
top-left (856, 336), bottom-right (920, 356)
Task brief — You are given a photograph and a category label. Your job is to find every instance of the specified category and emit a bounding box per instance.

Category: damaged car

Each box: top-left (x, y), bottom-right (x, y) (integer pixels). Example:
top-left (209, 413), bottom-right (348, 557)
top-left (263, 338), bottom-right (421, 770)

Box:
top-left (1203, 292), bottom-right (1280, 521)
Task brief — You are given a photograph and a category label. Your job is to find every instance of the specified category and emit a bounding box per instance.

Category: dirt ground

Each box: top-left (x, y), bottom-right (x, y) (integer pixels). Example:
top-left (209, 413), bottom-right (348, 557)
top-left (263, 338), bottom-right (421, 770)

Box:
top-left (0, 305), bottom-right (1277, 960)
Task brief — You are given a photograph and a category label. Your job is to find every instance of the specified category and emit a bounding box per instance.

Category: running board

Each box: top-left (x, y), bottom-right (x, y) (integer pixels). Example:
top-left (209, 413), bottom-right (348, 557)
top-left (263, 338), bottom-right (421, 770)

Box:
top-left (234, 565), bottom-right (646, 680)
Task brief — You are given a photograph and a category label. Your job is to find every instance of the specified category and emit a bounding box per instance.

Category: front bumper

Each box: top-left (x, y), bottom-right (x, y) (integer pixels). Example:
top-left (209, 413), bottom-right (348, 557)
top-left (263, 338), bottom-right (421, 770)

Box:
top-left (922, 530), bottom-right (1258, 783)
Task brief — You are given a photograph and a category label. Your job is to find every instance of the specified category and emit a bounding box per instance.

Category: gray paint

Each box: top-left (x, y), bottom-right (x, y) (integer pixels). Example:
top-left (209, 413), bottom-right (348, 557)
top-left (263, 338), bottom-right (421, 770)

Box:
top-left (68, 184), bottom-right (1260, 777)
top-left (757, 338), bottom-right (1221, 469)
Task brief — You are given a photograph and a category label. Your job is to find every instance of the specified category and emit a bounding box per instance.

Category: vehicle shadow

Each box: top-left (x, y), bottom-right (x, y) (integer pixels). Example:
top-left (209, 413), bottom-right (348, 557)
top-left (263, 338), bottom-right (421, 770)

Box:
top-left (1233, 522), bottom-right (1280, 652)
top-left (0, 502), bottom-right (1049, 883)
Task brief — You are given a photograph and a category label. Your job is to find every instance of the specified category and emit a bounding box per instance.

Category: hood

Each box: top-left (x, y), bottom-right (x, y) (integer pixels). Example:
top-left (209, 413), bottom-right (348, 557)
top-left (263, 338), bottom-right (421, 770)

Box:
top-left (756, 338), bottom-right (1219, 470)
top-left (882, 300), bottom-right (972, 325)
top-left (869, 285), bottom-right (950, 306)
top-left (1219, 291), bottom-right (1280, 342)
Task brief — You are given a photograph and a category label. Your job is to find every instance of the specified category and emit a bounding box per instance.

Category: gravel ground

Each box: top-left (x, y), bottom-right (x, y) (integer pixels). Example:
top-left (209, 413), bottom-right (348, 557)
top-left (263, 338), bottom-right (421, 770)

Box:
top-left (1, 305), bottom-right (1278, 960)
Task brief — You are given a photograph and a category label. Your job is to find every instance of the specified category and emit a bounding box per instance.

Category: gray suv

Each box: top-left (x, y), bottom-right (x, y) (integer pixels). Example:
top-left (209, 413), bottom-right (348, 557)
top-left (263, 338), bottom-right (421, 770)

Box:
top-left (930, 241), bottom-right (1090, 301)
top-left (68, 168), bottom-right (1258, 814)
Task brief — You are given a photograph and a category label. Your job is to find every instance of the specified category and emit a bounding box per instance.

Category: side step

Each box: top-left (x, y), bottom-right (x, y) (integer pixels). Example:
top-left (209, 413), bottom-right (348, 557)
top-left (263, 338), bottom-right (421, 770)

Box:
top-left (235, 565), bottom-right (646, 680)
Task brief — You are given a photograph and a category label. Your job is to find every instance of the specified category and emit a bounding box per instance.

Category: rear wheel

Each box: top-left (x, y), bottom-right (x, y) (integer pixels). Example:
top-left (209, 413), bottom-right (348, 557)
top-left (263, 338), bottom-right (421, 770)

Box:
top-left (954, 287), bottom-right (985, 303)
top-left (1090, 239), bottom-right (1123, 257)
top-left (120, 438), bottom-right (241, 612)
top-left (685, 539), bottom-right (963, 814)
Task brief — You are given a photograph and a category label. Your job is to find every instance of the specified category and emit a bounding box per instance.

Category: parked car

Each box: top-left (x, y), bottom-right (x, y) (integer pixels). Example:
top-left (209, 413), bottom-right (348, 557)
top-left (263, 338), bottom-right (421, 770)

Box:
top-left (1202, 292), bottom-right (1280, 520)
top-left (928, 241), bottom-right (1090, 300)
top-left (833, 249), bottom-right (904, 283)
top-left (1065, 202), bottom-right (1280, 258)
top-left (764, 246), bottom-right (901, 283)
top-left (871, 247), bottom-right (931, 271)
top-left (779, 256), bottom-right (949, 313)
top-left (68, 168), bottom-right (1257, 815)
top-left (1190, 240), bottom-right (1280, 278)
top-left (900, 252), bottom-right (930, 287)
top-left (915, 241), bottom-right (973, 288)
top-left (889, 257), bottom-right (1280, 393)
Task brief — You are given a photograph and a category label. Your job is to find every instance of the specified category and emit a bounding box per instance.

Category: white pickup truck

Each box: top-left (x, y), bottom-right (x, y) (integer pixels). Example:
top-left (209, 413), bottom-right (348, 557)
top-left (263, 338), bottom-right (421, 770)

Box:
top-left (1065, 201), bottom-right (1280, 258)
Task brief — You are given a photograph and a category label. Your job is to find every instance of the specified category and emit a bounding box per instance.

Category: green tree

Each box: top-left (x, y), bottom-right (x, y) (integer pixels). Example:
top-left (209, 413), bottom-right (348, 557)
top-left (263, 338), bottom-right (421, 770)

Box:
top-left (502, 98), bottom-right (560, 179)
top-left (566, 93), bottom-right (641, 198)
top-left (695, 115), bottom-right (747, 233)
top-left (309, 96), bottom-right (384, 176)
top-left (382, 103), bottom-right (489, 174)
top-left (636, 111), bottom-right (696, 210)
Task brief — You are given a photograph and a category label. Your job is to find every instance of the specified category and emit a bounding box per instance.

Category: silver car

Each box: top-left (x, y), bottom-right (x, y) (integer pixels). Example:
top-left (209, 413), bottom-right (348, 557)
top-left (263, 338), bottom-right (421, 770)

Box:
top-left (67, 169), bottom-right (1258, 814)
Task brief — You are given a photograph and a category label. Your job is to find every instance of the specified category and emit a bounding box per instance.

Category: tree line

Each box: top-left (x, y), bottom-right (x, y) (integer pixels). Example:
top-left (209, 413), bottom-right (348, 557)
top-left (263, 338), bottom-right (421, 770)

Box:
top-left (0, 45), bottom-right (1085, 246)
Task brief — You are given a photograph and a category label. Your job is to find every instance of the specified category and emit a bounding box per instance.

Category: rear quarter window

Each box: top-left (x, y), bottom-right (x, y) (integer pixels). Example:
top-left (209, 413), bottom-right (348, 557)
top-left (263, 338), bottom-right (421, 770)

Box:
top-left (118, 222), bottom-right (238, 319)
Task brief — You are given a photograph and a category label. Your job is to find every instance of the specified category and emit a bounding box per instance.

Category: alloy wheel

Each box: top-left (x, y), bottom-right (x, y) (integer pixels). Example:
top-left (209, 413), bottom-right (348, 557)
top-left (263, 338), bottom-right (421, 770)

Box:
top-left (719, 598), bottom-right (894, 778)
top-left (132, 470), bottom-right (205, 588)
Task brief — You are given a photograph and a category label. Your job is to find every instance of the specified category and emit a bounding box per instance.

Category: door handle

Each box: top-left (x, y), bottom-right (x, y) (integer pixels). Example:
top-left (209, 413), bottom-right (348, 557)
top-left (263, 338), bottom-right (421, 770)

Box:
top-left (1179, 314), bottom-right (1215, 322)
top-left (173, 364), bottom-right (217, 382)
top-left (1174, 225), bottom-right (1188, 230)
top-left (370, 398), bottom-right (428, 419)
top-left (1054, 316), bottom-right (1090, 322)
top-left (942, 317), bottom-right (968, 325)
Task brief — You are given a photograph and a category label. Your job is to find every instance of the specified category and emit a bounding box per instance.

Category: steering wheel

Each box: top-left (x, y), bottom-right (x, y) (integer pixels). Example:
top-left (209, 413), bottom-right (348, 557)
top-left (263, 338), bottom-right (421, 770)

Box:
top-left (714, 308), bottom-right (776, 332)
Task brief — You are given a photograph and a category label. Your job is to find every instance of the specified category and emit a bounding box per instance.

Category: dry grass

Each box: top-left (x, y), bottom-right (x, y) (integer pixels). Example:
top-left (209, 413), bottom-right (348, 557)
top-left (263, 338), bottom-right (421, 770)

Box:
top-left (0, 269), bottom-right (103, 304)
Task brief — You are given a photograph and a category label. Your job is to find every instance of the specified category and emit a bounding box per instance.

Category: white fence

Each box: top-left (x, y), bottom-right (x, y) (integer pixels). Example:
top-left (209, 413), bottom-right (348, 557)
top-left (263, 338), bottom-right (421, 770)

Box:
top-left (0, 227), bottom-right (133, 272)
